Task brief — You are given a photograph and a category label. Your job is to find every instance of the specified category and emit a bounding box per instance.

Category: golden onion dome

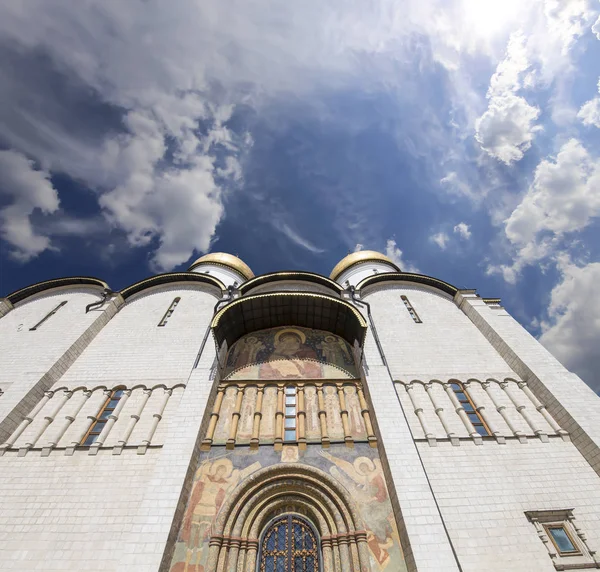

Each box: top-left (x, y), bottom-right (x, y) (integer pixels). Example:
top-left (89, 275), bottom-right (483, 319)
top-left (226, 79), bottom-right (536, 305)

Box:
top-left (188, 252), bottom-right (254, 281)
top-left (329, 250), bottom-right (400, 281)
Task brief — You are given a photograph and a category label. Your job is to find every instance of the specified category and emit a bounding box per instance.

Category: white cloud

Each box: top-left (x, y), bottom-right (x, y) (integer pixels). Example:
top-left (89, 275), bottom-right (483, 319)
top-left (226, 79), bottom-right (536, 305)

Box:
top-left (593, 14), bottom-right (600, 40)
top-left (578, 79), bottom-right (600, 128)
top-left (490, 139), bottom-right (600, 282)
top-left (475, 32), bottom-right (542, 164)
top-left (0, 150), bottom-right (59, 261)
top-left (272, 220), bottom-right (325, 254)
top-left (578, 97), bottom-right (600, 127)
top-left (385, 239), bottom-right (420, 273)
top-left (430, 232), bottom-right (449, 250)
top-left (475, 94), bottom-right (541, 164)
top-left (543, 0), bottom-right (596, 54)
top-left (539, 261), bottom-right (600, 392)
top-left (505, 139), bottom-right (600, 245)
top-left (453, 222), bottom-right (471, 239)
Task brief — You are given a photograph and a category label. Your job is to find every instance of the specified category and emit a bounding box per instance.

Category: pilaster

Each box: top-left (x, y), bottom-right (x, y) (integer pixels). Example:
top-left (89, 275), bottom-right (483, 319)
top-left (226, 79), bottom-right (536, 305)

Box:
top-left (456, 290), bottom-right (600, 477)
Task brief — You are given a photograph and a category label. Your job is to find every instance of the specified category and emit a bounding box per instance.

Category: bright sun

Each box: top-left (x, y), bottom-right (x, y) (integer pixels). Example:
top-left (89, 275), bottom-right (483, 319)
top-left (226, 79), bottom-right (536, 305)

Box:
top-left (462, 0), bottom-right (527, 38)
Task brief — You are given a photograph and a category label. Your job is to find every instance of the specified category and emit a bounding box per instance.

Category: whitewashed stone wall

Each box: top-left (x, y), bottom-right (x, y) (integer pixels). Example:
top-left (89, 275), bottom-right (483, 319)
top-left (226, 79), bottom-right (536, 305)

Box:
top-left (418, 438), bottom-right (600, 572)
top-left (0, 448), bottom-right (161, 571)
top-left (61, 285), bottom-right (218, 387)
top-left (0, 281), bottom-right (221, 572)
top-left (0, 287), bottom-right (114, 444)
top-left (457, 291), bottom-right (600, 478)
top-left (364, 284), bottom-right (512, 378)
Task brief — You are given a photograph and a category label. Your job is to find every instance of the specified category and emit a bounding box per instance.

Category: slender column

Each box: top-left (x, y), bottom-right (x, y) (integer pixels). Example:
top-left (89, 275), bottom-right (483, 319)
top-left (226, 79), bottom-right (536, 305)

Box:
top-left (482, 382), bottom-right (527, 443)
top-left (502, 381), bottom-right (547, 442)
top-left (337, 534), bottom-right (352, 572)
top-left (274, 385), bottom-right (284, 451)
top-left (202, 385), bottom-right (226, 450)
top-left (356, 384), bottom-right (377, 447)
top-left (44, 390), bottom-right (90, 455)
top-left (138, 388), bottom-right (172, 454)
top-left (89, 389), bottom-right (132, 455)
top-left (244, 539), bottom-right (258, 572)
top-left (518, 381), bottom-right (569, 440)
top-left (226, 385), bottom-right (244, 450)
top-left (114, 388), bottom-right (152, 454)
top-left (297, 384), bottom-right (307, 450)
top-left (250, 385), bottom-right (264, 450)
top-left (443, 382), bottom-right (481, 443)
top-left (424, 383), bottom-right (458, 445)
top-left (466, 382), bottom-right (504, 444)
top-left (316, 385), bottom-right (330, 448)
top-left (226, 536), bottom-right (241, 572)
top-left (24, 390), bottom-right (71, 453)
top-left (355, 530), bottom-right (371, 571)
top-left (337, 384), bottom-right (353, 448)
top-left (321, 537), bottom-right (334, 572)
top-left (348, 536), bottom-right (360, 571)
top-left (206, 537), bottom-right (223, 572)
top-left (405, 382), bottom-right (436, 446)
top-left (0, 391), bottom-right (54, 454)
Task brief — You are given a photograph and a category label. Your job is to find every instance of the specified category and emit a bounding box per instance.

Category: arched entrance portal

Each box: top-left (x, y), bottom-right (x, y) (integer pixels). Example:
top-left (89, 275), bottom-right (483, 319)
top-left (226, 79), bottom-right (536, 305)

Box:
top-left (258, 514), bottom-right (320, 572)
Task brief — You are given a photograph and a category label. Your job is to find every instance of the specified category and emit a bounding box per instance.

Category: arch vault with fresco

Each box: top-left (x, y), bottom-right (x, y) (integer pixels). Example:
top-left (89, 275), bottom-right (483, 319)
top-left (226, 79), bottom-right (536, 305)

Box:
top-left (169, 323), bottom-right (408, 572)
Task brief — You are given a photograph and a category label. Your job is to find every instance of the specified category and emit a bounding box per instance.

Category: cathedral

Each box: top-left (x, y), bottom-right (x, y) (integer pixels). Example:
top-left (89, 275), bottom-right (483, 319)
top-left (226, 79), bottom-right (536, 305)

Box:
top-left (1, 250), bottom-right (600, 572)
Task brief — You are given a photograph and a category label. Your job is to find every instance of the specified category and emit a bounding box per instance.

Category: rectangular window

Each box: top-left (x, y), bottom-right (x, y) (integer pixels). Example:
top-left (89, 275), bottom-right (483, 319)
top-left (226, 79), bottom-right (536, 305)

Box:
top-left (547, 526), bottom-right (578, 554)
top-left (401, 295), bottom-right (422, 323)
top-left (81, 389), bottom-right (124, 446)
top-left (450, 381), bottom-right (490, 436)
top-left (283, 386), bottom-right (296, 442)
top-left (30, 301), bottom-right (67, 331)
top-left (158, 297), bottom-right (181, 327)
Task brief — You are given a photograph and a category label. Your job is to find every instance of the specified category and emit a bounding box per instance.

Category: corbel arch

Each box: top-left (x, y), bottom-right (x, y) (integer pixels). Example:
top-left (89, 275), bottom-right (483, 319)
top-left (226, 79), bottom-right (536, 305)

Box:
top-left (207, 463), bottom-right (371, 572)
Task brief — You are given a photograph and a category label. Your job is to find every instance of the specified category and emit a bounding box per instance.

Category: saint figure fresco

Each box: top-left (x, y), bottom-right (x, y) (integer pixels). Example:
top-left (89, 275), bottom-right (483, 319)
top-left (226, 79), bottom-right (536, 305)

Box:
top-left (319, 450), bottom-right (400, 570)
top-left (176, 458), bottom-right (260, 571)
top-left (224, 326), bottom-right (358, 380)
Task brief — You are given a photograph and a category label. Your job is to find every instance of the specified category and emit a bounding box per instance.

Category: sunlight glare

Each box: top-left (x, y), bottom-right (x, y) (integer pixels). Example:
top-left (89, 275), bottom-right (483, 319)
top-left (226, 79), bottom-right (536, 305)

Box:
top-left (462, 0), bottom-right (524, 38)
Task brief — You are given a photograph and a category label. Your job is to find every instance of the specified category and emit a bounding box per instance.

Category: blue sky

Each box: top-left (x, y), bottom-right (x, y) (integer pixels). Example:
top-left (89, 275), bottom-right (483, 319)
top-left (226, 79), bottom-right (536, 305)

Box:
top-left (1, 0), bottom-right (600, 392)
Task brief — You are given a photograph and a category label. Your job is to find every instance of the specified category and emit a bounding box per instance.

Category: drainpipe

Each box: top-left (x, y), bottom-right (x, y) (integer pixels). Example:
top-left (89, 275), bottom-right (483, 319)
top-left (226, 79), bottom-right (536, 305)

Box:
top-left (85, 288), bottom-right (115, 313)
top-left (347, 284), bottom-right (464, 572)
top-left (193, 285), bottom-right (235, 370)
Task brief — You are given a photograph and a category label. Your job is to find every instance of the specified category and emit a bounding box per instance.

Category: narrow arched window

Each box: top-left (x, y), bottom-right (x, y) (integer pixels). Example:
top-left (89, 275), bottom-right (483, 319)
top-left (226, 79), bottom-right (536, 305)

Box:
top-left (81, 389), bottom-right (124, 446)
top-left (449, 382), bottom-right (490, 436)
top-left (30, 300), bottom-right (67, 330)
top-left (158, 297), bottom-right (180, 326)
top-left (259, 514), bottom-right (319, 572)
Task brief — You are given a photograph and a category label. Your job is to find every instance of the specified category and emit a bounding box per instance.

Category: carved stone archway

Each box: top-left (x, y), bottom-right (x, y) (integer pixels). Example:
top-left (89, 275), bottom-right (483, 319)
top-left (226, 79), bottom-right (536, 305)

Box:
top-left (207, 463), bottom-right (371, 572)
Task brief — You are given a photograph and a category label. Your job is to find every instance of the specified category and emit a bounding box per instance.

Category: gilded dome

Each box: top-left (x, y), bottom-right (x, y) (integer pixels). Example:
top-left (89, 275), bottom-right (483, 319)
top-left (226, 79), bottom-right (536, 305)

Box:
top-left (188, 253), bottom-right (254, 281)
top-left (329, 250), bottom-right (400, 281)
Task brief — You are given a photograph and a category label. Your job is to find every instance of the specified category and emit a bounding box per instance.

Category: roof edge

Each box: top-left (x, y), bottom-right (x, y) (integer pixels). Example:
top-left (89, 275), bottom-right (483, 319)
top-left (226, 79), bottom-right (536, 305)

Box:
top-left (120, 272), bottom-right (225, 300)
top-left (7, 277), bottom-right (109, 305)
top-left (357, 272), bottom-right (459, 297)
top-left (239, 271), bottom-right (343, 295)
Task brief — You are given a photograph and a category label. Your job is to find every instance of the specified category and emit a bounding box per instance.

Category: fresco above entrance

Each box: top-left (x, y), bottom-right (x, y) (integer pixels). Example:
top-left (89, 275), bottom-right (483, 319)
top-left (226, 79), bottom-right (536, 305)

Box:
top-left (223, 326), bottom-right (358, 380)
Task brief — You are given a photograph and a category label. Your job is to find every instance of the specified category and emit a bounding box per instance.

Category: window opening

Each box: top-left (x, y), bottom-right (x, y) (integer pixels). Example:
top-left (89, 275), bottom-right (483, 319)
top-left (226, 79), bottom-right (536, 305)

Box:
top-left (284, 386), bottom-right (297, 442)
top-left (259, 514), bottom-right (319, 572)
top-left (401, 295), bottom-right (422, 323)
top-left (158, 297), bottom-right (180, 327)
top-left (29, 301), bottom-right (67, 331)
top-left (450, 382), bottom-right (490, 436)
top-left (81, 389), bottom-right (124, 446)
top-left (546, 525), bottom-right (578, 554)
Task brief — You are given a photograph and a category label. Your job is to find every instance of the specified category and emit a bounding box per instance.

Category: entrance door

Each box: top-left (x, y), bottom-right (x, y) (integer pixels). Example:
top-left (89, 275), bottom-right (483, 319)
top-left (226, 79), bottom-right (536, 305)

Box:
top-left (259, 514), bottom-right (320, 572)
